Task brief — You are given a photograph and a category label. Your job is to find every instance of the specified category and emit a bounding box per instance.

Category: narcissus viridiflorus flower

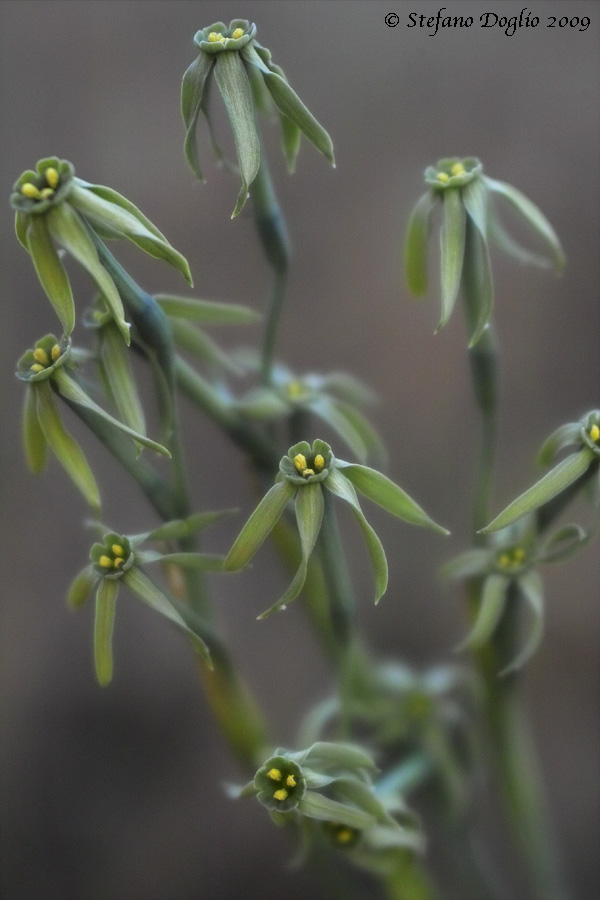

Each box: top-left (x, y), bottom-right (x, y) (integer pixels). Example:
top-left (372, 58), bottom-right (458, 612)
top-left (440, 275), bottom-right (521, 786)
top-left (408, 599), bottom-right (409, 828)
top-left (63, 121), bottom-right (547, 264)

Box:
top-left (10, 157), bottom-right (192, 341)
top-left (405, 157), bottom-right (564, 346)
top-left (224, 439), bottom-right (448, 618)
top-left (181, 19), bottom-right (334, 216)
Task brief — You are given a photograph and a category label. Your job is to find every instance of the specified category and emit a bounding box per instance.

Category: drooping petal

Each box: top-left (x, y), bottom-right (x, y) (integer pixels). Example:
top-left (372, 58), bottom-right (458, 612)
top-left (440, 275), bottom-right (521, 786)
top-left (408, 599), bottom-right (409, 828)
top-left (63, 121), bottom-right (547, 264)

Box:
top-left (537, 422), bottom-right (582, 466)
top-left (405, 190), bottom-right (436, 297)
top-left (500, 570), bottom-right (544, 675)
top-left (456, 573), bottom-right (509, 650)
top-left (224, 479), bottom-right (296, 570)
top-left (297, 791), bottom-right (376, 830)
top-left (438, 188), bottom-right (466, 332)
top-left (66, 566), bottom-right (96, 610)
top-left (26, 216), bottom-right (75, 336)
top-left (181, 53), bottom-right (215, 180)
top-left (155, 294), bottom-right (260, 325)
top-left (439, 548), bottom-right (490, 581)
top-left (22, 386), bottom-right (47, 473)
top-left (460, 214), bottom-right (494, 347)
top-left (94, 577), bottom-right (119, 686)
top-left (98, 322), bottom-right (147, 442)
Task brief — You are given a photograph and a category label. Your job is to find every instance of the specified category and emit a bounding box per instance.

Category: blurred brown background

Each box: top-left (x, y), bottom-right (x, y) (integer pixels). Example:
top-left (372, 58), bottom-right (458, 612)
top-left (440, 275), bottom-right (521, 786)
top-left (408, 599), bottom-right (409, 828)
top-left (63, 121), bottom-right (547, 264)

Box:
top-left (1, 2), bottom-right (598, 898)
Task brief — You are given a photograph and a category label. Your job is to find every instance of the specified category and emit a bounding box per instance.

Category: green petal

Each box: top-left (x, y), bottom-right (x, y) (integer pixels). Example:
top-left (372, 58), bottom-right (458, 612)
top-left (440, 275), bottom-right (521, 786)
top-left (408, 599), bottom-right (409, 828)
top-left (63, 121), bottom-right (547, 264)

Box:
top-left (336, 461), bottom-right (450, 535)
top-left (213, 51), bottom-right (260, 217)
top-left (242, 44), bottom-right (334, 166)
top-left (437, 188), bottom-right (466, 332)
top-left (308, 396), bottom-right (369, 463)
top-left (135, 510), bottom-right (236, 544)
top-left (94, 578), bottom-right (118, 686)
top-left (136, 551), bottom-right (224, 570)
top-left (224, 479), bottom-right (296, 570)
top-left (405, 191), bottom-right (435, 297)
top-left (15, 211), bottom-right (29, 251)
top-left (325, 399), bottom-right (386, 465)
top-left (461, 177), bottom-right (489, 240)
top-left (34, 381), bottom-right (101, 509)
top-left (537, 522), bottom-right (596, 564)
top-left (235, 387), bottom-right (289, 420)
top-left (481, 450), bottom-right (594, 533)
top-left (297, 791), bottom-right (376, 831)
top-left (98, 323), bottom-right (147, 441)
top-left (300, 741), bottom-right (378, 774)
top-left (257, 482), bottom-right (324, 618)
top-left (483, 176), bottom-right (565, 272)
top-left (487, 209), bottom-right (552, 270)
top-left (325, 468), bottom-right (388, 604)
top-left (73, 179), bottom-right (168, 241)
top-left (181, 53), bottom-right (215, 180)
top-left (67, 566), bottom-right (96, 610)
top-left (439, 549), bottom-right (490, 581)
top-left (26, 216), bottom-right (75, 336)
top-left (501, 571), bottom-right (544, 675)
top-left (122, 567), bottom-right (211, 665)
top-left (537, 422), bottom-right (581, 466)
top-left (46, 203), bottom-right (130, 343)
top-left (456, 573), bottom-right (509, 650)
top-left (53, 369), bottom-right (170, 457)
top-left (170, 319), bottom-right (244, 375)
top-left (461, 215), bottom-right (494, 347)
top-left (155, 294), bottom-right (260, 324)
top-left (22, 387), bottom-right (47, 473)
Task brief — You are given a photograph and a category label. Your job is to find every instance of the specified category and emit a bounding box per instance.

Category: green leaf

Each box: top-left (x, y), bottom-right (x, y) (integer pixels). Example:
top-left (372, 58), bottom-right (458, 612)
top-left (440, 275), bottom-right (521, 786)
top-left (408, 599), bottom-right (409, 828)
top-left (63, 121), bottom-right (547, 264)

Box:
top-left (481, 450), bottom-right (594, 533)
top-left (257, 482), bottom-right (324, 618)
top-left (53, 370), bottom-right (170, 457)
top-left (98, 322), bottom-right (147, 442)
top-left (66, 566), bottom-right (96, 610)
top-left (26, 216), bottom-right (75, 336)
top-left (298, 791), bottom-right (376, 830)
top-left (325, 468), bottom-right (388, 604)
top-left (537, 422), bottom-right (581, 466)
top-left (34, 381), bottom-right (101, 509)
top-left (46, 203), bottom-right (130, 344)
top-left (155, 294), bottom-right (260, 325)
top-left (501, 571), bottom-right (544, 675)
top-left (439, 549), bottom-right (490, 581)
top-left (94, 578), bottom-right (118, 686)
top-left (22, 387), bottom-right (47, 473)
top-left (405, 191), bottom-right (435, 297)
top-left (437, 188), bottom-right (466, 332)
top-left (122, 567), bottom-right (212, 665)
top-left (336, 461), bottom-right (450, 535)
top-left (461, 215), bottom-right (494, 347)
top-left (483, 176), bottom-right (565, 272)
top-left (242, 44), bottom-right (334, 166)
top-left (213, 51), bottom-right (260, 217)
top-left (456, 573), bottom-right (508, 650)
top-left (69, 185), bottom-right (192, 286)
top-left (181, 53), bottom-right (215, 180)
top-left (224, 479), bottom-right (296, 570)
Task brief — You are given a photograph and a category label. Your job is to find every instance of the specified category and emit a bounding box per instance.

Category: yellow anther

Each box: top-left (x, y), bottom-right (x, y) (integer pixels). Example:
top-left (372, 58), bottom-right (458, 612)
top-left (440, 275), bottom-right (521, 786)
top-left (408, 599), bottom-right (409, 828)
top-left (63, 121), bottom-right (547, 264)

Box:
top-left (114, 557), bottom-right (125, 569)
top-left (286, 775), bottom-right (296, 788)
top-left (314, 454), bottom-right (325, 471)
top-left (294, 453), bottom-right (308, 473)
top-left (112, 544), bottom-right (125, 557)
top-left (513, 547), bottom-right (526, 563)
top-left (99, 555), bottom-right (114, 568)
top-left (498, 553), bottom-right (511, 568)
top-left (273, 789), bottom-right (288, 802)
top-left (33, 348), bottom-right (50, 366)
top-left (51, 344), bottom-right (61, 361)
top-left (231, 27), bottom-right (244, 39)
top-left (287, 380), bottom-right (303, 399)
top-left (450, 162), bottom-right (466, 176)
top-left (337, 828), bottom-right (354, 844)
top-left (437, 172), bottom-right (450, 183)
top-left (39, 188), bottom-right (54, 199)
top-left (267, 768), bottom-right (282, 781)
top-left (21, 183), bottom-right (42, 199)
top-left (45, 167), bottom-right (59, 188)
top-left (302, 469), bottom-right (315, 478)
top-left (30, 363), bottom-right (45, 373)
top-left (590, 424), bottom-right (600, 442)
top-left (208, 31), bottom-right (225, 42)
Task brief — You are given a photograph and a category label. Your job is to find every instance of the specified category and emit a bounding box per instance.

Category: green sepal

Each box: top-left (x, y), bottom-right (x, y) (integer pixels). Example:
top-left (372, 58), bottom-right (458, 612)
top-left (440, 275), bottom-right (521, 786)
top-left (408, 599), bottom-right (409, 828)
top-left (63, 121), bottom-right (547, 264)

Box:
top-left (325, 468), bottom-right (388, 604)
top-left (34, 380), bottom-right (101, 510)
top-left (122, 567), bottom-right (212, 666)
top-left (94, 577), bottom-right (118, 686)
top-left (500, 571), bottom-right (544, 675)
top-left (53, 369), bottom-right (170, 457)
top-left (66, 565), bottom-right (96, 610)
top-left (481, 449), bottom-right (595, 533)
top-left (483, 176), bottom-right (565, 272)
top-left (132, 510), bottom-right (236, 545)
top-left (242, 43), bottom-right (335, 167)
top-left (45, 203), bottom-right (130, 344)
top-left (537, 422), bottom-right (582, 466)
top-left (438, 188), bottom-right (466, 332)
top-left (336, 461), bottom-right (450, 535)
top-left (461, 213), bottom-right (494, 347)
top-left (456, 573), bottom-right (508, 650)
top-left (22, 387), bottom-right (47, 473)
top-left (26, 216), bottom-right (75, 336)
top-left (405, 190), bottom-right (435, 298)
top-left (155, 294), bottom-right (260, 325)
top-left (181, 52), bottom-right (215, 181)
top-left (257, 482), bottom-right (324, 618)
top-left (98, 322), bottom-right (147, 443)
top-left (439, 549), bottom-right (490, 581)
top-left (213, 51), bottom-right (260, 217)
top-left (297, 791), bottom-right (376, 831)
top-left (135, 551), bottom-right (224, 570)
top-left (224, 479), bottom-right (297, 570)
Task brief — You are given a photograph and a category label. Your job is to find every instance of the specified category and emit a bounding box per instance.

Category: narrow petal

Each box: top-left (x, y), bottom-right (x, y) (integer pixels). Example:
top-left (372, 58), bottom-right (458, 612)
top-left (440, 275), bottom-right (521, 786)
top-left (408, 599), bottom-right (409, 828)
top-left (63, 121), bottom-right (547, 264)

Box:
top-left (500, 571), bottom-right (544, 675)
top-left (537, 422), bottom-right (581, 466)
top-left (99, 322), bottom-right (147, 441)
top-left (26, 216), bottom-right (75, 336)
top-left (154, 294), bottom-right (260, 324)
top-left (439, 549), bottom-right (490, 581)
top-left (438, 188), bottom-right (466, 332)
top-left (461, 215), bottom-right (494, 347)
top-left (66, 566), bottom-right (96, 610)
top-left (224, 479), bottom-right (296, 570)
top-left (94, 578), bottom-right (118, 686)
top-left (22, 387), bottom-right (47, 473)
top-left (456, 573), bottom-right (508, 650)
top-left (487, 209), bottom-right (552, 270)
top-left (308, 395), bottom-right (369, 462)
top-left (181, 53), bottom-right (215, 180)
top-left (405, 191), bottom-right (435, 297)
top-left (298, 791), bottom-right (376, 830)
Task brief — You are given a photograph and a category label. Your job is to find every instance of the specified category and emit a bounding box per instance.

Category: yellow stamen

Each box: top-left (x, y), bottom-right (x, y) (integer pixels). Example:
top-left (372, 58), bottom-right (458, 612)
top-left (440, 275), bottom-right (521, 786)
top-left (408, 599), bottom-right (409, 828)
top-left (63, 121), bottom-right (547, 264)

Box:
top-left (437, 172), bottom-right (449, 183)
top-left (450, 162), bottom-right (466, 176)
top-left (498, 553), bottom-right (510, 568)
top-left (314, 454), bottom-right (325, 471)
top-left (99, 555), bottom-right (113, 568)
top-left (45, 167), bottom-right (59, 188)
top-left (513, 547), bottom-right (526, 563)
top-left (286, 775), bottom-right (296, 788)
top-left (287, 380), bottom-right (303, 399)
top-left (337, 828), bottom-right (354, 844)
top-left (590, 424), bottom-right (600, 442)
top-left (208, 31), bottom-right (225, 42)
top-left (302, 469), bottom-right (315, 477)
top-left (267, 768), bottom-right (282, 781)
top-left (39, 187), bottom-right (54, 199)
top-left (30, 363), bottom-right (45, 373)
top-left (112, 544), bottom-right (125, 557)
top-left (21, 183), bottom-right (42, 199)
top-left (33, 348), bottom-right (50, 366)
top-left (51, 344), bottom-right (61, 361)
top-left (293, 453), bottom-right (308, 473)
top-left (231, 27), bottom-right (244, 39)
top-left (114, 557), bottom-right (125, 569)
top-left (273, 789), bottom-right (288, 802)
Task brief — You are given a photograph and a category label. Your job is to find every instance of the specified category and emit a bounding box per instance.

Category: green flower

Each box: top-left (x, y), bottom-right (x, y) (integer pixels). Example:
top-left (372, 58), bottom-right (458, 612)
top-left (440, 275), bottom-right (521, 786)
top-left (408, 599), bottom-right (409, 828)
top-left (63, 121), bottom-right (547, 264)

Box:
top-left (224, 439), bottom-right (448, 618)
top-left (405, 156), bottom-right (565, 346)
top-left (482, 410), bottom-right (600, 533)
top-left (181, 19), bottom-right (334, 216)
top-left (11, 156), bottom-right (192, 341)
top-left (68, 513), bottom-right (228, 685)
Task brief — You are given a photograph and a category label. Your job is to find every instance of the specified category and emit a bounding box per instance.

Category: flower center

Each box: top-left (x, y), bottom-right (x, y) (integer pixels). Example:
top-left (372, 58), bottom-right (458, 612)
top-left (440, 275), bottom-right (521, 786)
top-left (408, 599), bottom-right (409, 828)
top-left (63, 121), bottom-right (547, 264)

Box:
top-left (30, 343), bottom-right (61, 373)
top-left (21, 167), bottom-right (60, 202)
top-left (497, 546), bottom-right (527, 571)
top-left (293, 452), bottom-right (325, 478)
top-left (99, 543), bottom-right (127, 570)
